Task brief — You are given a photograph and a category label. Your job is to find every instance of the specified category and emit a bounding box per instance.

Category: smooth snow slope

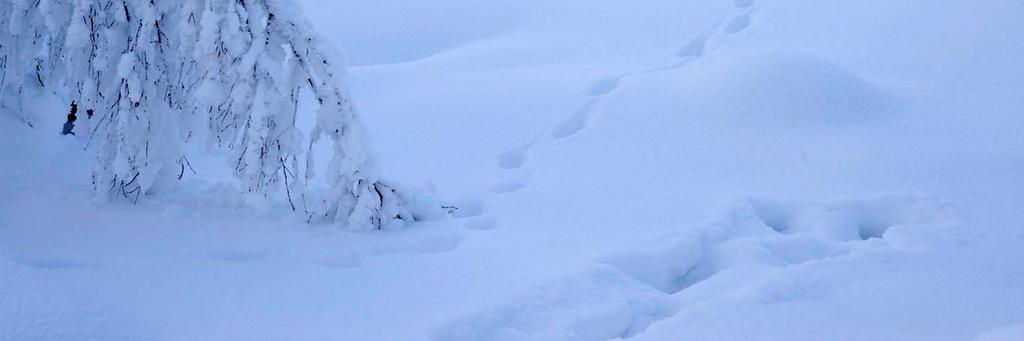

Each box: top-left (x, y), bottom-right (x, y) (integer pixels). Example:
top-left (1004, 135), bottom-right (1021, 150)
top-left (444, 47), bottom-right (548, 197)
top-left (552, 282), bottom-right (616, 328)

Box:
top-left (3, 0), bottom-right (1024, 340)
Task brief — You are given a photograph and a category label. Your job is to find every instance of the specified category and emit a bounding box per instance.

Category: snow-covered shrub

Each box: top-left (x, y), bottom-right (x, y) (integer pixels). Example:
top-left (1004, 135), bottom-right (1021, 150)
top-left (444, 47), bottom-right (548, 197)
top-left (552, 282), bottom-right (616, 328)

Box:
top-left (0, 0), bottom-right (438, 229)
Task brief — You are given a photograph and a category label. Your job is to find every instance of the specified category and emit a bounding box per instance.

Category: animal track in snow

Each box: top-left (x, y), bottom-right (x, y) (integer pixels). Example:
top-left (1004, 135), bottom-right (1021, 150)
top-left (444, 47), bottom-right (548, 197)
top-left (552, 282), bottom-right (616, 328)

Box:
top-left (677, 37), bottom-right (706, 58)
top-left (437, 195), bottom-right (960, 340)
top-left (497, 146), bottom-right (530, 169)
top-left (747, 196), bottom-right (958, 241)
top-left (723, 13), bottom-right (751, 34)
top-left (454, 2), bottom-right (796, 338)
top-left (602, 235), bottom-right (704, 295)
top-left (608, 195), bottom-right (959, 335)
top-left (497, 0), bottom-right (759, 172)
top-left (552, 99), bottom-right (600, 139)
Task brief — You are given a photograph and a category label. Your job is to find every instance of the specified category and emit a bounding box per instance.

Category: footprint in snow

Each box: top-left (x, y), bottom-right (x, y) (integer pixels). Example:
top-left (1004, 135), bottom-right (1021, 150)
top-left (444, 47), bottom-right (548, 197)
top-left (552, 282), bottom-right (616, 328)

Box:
top-left (440, 195), bottom-right (961, 340)
top-left (497, 145), bottom-right (530, 169)
top-left (677, 37), bottom-right (706, 58)
top-left (747, 195), bottom-right (960, 242)
top-left (723, 13), bottom-right (751, 34)
top-left (497, 77), bottom-right (615, 171)
top-left (552, 99), bottom-right (599, 139)
top-left (607, 194), bottom-right (961, 297)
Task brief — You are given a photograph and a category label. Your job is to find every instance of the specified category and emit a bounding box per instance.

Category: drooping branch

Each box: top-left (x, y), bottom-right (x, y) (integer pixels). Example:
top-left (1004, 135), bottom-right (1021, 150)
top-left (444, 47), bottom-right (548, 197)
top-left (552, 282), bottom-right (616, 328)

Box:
top-left (0, 0), bottom-right (443, 229)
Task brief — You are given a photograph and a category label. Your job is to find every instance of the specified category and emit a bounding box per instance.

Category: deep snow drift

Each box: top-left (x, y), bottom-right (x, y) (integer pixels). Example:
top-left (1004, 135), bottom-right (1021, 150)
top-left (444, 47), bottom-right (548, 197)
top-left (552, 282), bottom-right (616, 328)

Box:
top-left (3, 0), bottom-right (1024, 340)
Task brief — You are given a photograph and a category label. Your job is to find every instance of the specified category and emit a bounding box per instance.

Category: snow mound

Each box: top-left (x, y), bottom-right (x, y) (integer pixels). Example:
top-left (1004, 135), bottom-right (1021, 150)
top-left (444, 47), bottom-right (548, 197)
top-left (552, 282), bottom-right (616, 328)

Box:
top-left (688, 52), bottom-right (903, 126)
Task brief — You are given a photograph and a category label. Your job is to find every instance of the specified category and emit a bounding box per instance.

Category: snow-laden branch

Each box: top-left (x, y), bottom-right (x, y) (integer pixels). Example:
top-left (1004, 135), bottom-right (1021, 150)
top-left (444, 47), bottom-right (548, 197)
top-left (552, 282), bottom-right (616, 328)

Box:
top-left (0, 0), bottom-right (442, 230)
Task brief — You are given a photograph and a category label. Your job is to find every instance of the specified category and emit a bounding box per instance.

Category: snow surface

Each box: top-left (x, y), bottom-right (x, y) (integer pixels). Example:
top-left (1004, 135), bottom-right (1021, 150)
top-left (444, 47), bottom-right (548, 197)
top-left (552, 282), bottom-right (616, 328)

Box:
top-left (3, 0), bottom-right (1024, 340)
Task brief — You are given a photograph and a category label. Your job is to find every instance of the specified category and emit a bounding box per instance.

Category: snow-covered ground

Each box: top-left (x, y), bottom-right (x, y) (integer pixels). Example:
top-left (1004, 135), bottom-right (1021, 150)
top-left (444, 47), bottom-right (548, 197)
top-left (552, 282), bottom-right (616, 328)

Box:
top-left (3, 0), bottom-right (1024, 340)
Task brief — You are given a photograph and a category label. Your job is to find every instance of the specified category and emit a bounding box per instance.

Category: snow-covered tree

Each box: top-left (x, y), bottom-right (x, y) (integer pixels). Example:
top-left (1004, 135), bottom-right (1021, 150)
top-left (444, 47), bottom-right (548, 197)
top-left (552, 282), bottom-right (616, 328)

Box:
top-left (0, 0), bottom-right (440, 229)
top-left (0, 0), bottom-right (64, 127)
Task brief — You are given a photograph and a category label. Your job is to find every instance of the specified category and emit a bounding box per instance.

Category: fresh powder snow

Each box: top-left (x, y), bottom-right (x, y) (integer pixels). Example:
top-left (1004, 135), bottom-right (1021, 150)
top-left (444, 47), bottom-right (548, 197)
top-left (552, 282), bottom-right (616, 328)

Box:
top-left (2, 0), bottom-right (1023, 340)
